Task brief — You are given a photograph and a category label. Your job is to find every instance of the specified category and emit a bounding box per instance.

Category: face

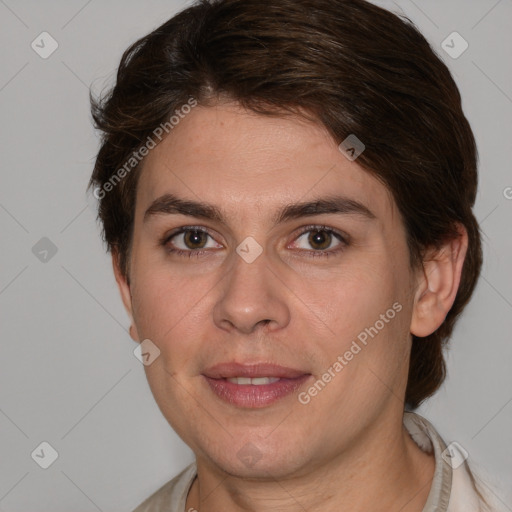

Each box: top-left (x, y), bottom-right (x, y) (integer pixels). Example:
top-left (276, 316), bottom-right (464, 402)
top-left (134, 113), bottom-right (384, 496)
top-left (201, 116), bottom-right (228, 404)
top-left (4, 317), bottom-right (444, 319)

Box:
top-left (117, 102), bottom-right (422, 479)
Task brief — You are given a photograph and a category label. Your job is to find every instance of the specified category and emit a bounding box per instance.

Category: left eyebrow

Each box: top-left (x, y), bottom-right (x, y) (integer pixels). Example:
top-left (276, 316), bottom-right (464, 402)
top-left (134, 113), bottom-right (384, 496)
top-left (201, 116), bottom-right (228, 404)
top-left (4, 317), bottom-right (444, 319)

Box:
top-left (143, 193), bottom-right (376, 225)
top-left (274, 196), bottom-right (376, 224)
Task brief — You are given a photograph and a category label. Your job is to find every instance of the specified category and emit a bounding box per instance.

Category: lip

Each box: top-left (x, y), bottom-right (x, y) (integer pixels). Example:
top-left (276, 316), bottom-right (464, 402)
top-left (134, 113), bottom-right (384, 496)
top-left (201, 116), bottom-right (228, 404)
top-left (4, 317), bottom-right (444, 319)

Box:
top-left (202, 362), bottom-right (311, 408)
top-left (203, 362), bottom-right (308, 379)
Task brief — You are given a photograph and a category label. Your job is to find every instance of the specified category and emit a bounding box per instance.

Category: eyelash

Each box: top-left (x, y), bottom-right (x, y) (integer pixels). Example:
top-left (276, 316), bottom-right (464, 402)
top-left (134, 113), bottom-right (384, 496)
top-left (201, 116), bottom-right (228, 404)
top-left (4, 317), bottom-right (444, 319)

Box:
top-left (160, 224), bottom-right (348, 259)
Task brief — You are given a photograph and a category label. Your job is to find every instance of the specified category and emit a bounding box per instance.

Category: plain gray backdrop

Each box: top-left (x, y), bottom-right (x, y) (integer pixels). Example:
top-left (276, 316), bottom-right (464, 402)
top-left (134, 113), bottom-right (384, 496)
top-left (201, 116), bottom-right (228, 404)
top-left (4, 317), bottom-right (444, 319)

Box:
top-left (0, 0), bottom-right (511, 510)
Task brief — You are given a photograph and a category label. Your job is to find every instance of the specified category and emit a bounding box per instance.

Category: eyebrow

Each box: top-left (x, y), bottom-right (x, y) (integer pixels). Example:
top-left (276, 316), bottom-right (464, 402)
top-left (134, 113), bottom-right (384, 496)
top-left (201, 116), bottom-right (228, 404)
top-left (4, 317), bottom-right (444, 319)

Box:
top-left (143, 193), bottom-right (376, 225)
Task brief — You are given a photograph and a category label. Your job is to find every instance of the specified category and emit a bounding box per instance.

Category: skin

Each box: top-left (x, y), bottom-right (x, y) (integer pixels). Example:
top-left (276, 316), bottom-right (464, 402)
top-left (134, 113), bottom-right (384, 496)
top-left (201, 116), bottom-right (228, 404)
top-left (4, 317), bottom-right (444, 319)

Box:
top-left (114, 102), bottom-right (468, 511)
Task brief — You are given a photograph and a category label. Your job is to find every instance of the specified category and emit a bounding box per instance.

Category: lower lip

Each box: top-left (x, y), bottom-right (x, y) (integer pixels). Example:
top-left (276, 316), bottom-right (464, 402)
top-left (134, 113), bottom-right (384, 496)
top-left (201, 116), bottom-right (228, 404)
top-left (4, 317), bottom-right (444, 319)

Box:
top-left (203, 375), bottom-right (311, 408)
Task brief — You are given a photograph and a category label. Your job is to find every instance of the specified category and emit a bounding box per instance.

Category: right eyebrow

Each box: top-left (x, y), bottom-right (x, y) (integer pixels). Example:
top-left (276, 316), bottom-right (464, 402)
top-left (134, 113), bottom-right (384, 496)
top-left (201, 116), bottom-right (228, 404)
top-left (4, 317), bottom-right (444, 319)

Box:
top-left (144, 194), bottom-right (224, 223)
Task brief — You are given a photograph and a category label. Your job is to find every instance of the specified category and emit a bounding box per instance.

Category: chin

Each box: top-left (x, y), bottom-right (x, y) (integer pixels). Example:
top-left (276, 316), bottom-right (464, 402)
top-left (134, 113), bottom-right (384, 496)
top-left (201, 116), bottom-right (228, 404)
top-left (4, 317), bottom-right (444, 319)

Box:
top-left (199, 435), bottom-right (310, 480)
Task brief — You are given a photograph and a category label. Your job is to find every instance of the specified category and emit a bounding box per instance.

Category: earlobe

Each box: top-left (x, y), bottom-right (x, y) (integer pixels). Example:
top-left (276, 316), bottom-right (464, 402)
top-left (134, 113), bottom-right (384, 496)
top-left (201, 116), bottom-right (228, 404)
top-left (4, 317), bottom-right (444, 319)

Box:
top-left (410, 224), bottom-right (468, 338)
top-left (129, 324), bottom-right (138, 341)
top-left (112, 250), bottom-right (140, 342)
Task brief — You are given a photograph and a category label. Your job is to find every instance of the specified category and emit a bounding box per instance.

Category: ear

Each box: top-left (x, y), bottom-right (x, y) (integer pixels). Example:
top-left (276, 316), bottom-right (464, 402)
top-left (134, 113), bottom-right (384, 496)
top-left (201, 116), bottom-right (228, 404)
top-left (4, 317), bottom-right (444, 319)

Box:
top-left (410, 224), bottom-right (468, 338)
top-left (112, 249), bottom-right (140, 342)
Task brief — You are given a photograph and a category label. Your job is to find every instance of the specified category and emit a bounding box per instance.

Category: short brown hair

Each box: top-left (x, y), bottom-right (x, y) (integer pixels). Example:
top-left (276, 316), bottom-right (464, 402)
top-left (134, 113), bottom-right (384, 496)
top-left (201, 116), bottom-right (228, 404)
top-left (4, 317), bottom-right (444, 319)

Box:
top-left (89, 0), bottom-right (482, 409)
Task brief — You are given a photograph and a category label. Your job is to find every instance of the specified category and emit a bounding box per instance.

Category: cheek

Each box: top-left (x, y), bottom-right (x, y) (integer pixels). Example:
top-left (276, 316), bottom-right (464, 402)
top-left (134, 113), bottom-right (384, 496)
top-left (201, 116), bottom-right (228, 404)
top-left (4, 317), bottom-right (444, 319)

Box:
top-left (130, 269), bottom-right (190, 339)
top-left (130, 266), bottom-right (215, 369)
top-left (313, 258), bottom-right (412, 396)
top-left (320, 260), bottom-right (402, 338)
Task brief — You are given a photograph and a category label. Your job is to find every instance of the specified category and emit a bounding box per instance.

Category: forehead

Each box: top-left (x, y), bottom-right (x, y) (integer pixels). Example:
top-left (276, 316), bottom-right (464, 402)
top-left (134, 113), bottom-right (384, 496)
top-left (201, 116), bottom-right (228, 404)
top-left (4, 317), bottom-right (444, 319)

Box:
top-left (135, 102), bottom-right (398, 227)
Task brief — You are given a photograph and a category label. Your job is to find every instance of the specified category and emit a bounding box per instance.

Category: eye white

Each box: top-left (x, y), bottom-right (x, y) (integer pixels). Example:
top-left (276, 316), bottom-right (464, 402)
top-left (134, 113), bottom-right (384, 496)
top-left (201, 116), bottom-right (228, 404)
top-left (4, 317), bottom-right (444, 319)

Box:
top-left (172, 231), bottom-right (222, 250)
top-left (293, 230), bottom-right (341, 251)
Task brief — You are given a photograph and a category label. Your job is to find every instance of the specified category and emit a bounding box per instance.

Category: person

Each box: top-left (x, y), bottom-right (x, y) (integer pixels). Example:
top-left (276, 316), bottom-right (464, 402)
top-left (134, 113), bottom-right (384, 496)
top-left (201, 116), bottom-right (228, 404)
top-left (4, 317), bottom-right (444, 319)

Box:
top-left (88, 0), bottom-right (507, 510)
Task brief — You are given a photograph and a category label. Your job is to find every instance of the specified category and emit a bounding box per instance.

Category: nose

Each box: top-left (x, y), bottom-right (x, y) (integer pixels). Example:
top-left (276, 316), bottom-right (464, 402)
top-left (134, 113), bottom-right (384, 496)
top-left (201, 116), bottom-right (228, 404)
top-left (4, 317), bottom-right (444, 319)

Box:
top-left (213, 246), bottom-right (291, 335)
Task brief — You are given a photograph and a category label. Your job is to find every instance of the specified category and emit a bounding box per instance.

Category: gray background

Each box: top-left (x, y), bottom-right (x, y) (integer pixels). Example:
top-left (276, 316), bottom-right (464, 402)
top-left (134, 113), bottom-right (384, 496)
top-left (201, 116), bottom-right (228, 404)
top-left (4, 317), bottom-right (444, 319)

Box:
top-left (0, 0), bottom-right (511, 510)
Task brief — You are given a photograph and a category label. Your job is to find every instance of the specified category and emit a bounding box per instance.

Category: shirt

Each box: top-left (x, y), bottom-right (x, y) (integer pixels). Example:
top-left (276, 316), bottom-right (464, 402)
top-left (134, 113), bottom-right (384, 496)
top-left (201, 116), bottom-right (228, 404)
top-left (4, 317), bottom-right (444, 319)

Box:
top-left (132, 412), bottom-right (507, 512)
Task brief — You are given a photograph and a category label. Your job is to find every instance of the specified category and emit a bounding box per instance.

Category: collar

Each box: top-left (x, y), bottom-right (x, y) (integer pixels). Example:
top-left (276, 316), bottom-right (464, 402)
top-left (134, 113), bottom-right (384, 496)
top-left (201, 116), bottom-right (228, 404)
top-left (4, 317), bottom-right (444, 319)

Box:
top-left (403, 411), bottom-right (452, 511)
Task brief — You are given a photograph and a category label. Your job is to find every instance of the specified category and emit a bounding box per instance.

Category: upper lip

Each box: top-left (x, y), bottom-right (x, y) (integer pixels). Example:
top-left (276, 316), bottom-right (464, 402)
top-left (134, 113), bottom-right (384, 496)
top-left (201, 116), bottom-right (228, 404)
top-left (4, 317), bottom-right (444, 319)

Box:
top-left (203, 362), bottom-right (309, 379)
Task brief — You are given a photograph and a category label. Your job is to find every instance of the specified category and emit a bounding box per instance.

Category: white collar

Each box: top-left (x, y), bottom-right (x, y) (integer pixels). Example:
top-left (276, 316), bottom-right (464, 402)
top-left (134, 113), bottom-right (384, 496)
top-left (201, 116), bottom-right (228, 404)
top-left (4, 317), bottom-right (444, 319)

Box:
top-left (403, 411), bottom-right (502, 511)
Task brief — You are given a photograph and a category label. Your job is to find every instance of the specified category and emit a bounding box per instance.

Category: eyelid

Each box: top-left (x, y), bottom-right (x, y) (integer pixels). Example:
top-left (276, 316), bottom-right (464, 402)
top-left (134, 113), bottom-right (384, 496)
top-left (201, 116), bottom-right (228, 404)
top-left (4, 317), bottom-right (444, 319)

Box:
top-left (161, 223), bottom-right (349, 255)
top-left (287, 224), bottom-right (349, 252)
top-left (161, 225), bottom-right (219, 245)
top-left (290, 224), bottom-right (349, 243)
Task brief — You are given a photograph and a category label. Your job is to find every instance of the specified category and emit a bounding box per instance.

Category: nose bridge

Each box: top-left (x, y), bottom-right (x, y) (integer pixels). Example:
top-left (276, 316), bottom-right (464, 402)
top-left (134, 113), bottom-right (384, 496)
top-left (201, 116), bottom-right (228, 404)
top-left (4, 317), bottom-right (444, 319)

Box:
top-left (213, 243), bottom-right (290, 334)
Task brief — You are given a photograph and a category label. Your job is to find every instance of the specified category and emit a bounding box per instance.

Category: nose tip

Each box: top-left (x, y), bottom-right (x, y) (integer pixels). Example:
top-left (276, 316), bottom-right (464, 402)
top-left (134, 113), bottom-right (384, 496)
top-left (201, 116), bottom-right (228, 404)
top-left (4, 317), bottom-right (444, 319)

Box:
top-left (212, 251), bottom-right (290, 335)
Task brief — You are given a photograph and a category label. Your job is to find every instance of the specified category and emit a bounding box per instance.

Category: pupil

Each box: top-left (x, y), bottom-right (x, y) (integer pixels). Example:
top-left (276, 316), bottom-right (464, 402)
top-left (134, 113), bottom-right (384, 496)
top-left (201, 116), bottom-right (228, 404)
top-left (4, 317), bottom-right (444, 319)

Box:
top-left (309, 230), bottom-right (330, 250)
top-left (185, 230), bottom-right (207, 249)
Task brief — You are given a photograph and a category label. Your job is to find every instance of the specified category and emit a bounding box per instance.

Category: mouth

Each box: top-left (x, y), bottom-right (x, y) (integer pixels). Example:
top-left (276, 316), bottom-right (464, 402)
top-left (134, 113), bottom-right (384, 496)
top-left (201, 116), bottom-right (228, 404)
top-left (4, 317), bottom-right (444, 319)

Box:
top-left (202, 362), bottom-right (312, 408)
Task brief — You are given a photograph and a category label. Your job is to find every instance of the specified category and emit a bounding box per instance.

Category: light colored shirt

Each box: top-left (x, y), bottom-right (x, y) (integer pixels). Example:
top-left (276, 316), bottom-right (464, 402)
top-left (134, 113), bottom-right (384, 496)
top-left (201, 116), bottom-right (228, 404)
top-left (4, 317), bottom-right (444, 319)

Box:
top-left (132, 412), bottom-right (507, 512)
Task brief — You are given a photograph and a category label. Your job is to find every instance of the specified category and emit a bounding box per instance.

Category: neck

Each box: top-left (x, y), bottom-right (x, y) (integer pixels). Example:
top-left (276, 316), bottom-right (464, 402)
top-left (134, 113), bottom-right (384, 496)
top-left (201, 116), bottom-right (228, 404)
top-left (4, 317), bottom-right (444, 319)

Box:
top-left (186, 412), bottom-right (435, 512)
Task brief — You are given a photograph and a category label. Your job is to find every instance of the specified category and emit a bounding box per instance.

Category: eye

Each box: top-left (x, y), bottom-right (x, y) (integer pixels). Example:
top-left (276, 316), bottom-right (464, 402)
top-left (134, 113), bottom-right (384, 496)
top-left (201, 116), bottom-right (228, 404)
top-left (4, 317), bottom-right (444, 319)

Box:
top-left (290, 225), bottom-right (347, 256)
top-left (160, 224), bottom-right (348, 259)
top-left (161, 226), bottom-right (222, 257)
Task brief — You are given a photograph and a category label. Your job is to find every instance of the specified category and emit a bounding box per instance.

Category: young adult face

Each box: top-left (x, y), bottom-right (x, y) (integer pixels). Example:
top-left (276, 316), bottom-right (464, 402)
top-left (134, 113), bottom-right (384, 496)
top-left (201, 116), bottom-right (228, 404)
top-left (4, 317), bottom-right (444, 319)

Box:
top-left (115, 102), bottom-right (465, 483)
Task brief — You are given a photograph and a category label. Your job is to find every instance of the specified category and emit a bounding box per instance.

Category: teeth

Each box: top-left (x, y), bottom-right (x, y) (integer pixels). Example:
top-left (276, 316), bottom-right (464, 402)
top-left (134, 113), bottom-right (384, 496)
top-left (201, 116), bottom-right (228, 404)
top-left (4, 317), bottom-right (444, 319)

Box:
top-left (226, 377), bottom-right (280, 385)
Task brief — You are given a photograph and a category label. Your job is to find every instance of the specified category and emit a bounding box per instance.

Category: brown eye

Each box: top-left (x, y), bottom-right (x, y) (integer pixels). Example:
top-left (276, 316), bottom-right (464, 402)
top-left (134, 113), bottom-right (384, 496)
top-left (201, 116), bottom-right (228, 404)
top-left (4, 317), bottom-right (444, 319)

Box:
top-left (163, 227), bottom-right (223, 256)
top-left (183, 230), bottom-right (208, 249)
top-left (290, 226), bottom-right (347, 258)
top-left (308, 230), bottom-right (332, 250)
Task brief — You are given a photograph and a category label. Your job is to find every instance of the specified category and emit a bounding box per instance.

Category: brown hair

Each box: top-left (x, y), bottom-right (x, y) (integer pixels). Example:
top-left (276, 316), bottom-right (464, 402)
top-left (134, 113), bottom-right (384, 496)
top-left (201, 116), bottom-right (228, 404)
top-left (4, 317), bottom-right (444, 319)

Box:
top-left (89, 0), bottom-right (482, 409)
